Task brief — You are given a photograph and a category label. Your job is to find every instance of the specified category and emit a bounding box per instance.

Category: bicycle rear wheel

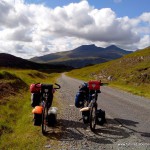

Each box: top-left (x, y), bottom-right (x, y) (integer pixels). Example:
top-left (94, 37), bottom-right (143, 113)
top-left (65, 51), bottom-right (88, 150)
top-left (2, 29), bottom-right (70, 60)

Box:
top-left (42, 106), bottom-right (48, 134)
top-left (90, 103), bottom-right (97, 131)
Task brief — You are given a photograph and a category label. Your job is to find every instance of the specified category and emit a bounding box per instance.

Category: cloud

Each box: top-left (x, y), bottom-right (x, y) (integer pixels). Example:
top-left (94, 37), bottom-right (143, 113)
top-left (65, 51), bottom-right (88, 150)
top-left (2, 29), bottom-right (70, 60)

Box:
top-left (139, 12), bottom-right (150, 23)
top-left (0, 0), bottom-right (149, 58)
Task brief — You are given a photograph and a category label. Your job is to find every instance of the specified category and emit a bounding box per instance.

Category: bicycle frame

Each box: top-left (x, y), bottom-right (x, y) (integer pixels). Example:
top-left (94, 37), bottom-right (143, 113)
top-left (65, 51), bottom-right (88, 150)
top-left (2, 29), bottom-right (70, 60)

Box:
top-left (41, 89), bottom-right (50, 134)
top-left (41, 83), bottom-right (61, 134)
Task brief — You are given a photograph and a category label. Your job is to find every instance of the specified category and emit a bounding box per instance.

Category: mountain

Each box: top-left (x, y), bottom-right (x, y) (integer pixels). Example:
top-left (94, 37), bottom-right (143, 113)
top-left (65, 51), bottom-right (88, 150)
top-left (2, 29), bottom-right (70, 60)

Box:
top-left (0, 53), bottom-right (73, 72)
top-left (30, 44), bottom-right (132, 68)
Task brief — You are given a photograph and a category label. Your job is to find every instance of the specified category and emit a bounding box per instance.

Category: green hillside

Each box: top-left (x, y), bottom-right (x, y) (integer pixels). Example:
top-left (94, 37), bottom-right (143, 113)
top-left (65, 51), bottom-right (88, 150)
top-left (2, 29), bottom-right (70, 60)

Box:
top-left (67, 46), bottom-right (150, 98)
top-left (0, 68), bottom-right (61, 149)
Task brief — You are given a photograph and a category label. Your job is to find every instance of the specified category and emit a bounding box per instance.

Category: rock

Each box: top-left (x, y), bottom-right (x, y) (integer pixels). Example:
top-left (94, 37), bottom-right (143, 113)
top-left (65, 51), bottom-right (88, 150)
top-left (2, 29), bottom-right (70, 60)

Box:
top-left (107, 76), bottom-right (113, 81)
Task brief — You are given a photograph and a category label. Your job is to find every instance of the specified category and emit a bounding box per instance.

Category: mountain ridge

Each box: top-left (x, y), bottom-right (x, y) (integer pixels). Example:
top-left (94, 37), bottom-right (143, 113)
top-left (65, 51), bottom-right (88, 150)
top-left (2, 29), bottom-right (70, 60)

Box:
top-left (0, 53), bottom-right (73, 72)
top-left (30, 44), bottom-right (132, 68)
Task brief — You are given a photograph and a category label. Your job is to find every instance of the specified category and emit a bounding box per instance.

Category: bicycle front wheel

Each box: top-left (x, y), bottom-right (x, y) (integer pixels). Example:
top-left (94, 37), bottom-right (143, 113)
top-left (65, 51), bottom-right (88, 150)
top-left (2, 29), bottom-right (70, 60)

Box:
top-left (90, 103), bottom-right (97, 131)
top-left (42, 106), bottom-right (48, 134)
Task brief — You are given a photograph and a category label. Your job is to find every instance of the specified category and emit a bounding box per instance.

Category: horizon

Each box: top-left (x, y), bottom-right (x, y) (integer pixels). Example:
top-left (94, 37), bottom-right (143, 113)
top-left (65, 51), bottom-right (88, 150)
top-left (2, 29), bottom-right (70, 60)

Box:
top-left (1, 43), bottom-right (147, 59)
top-left (0, 0), bottom-right (150, 59)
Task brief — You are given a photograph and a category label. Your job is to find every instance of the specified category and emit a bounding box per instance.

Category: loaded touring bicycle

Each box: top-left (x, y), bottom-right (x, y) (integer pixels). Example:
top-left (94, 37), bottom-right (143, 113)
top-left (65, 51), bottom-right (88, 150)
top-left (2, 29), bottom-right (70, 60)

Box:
top-left (30, 83), bottom-right (61, 134)
top-left (75, 80), bottom-right (106, 131)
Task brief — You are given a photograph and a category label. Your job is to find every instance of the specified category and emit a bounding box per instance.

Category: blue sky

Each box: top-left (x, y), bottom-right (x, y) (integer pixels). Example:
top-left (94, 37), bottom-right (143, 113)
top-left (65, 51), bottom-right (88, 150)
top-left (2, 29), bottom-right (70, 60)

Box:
top-left (0, 0), bottom-right (149, 58)
top-left (25, 0), bottom-right (150, 17)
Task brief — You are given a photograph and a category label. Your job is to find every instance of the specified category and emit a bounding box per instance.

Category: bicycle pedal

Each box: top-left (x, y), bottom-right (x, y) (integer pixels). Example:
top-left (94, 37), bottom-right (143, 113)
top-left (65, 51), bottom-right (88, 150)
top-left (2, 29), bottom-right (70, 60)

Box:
top-left (79, 117), bottom-right (83, 121)
top-left (44, 120), bottom-right (48, 125)
top-left (80, 107), bottom-right (90, 112)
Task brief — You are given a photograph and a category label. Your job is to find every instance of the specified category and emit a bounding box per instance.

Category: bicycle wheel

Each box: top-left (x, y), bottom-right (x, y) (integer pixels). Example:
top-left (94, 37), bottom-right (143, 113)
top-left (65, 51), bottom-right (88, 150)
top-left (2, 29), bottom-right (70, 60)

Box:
top-left (89, 103), bottom-right (97, 131)
top-left (42, 106), bottom-right (48, 134)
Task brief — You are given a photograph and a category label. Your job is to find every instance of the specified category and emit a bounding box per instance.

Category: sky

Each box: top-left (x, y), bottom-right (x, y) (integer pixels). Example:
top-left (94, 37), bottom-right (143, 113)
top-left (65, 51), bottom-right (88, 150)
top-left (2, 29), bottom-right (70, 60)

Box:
top-left (0, 0), bottom-right (150, 59)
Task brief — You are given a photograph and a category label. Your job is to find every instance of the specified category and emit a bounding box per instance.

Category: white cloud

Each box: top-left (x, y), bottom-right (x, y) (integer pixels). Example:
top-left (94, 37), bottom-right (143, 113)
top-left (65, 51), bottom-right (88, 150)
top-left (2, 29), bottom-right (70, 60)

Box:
top-left (139, 12), bottom-right (150, 23)
top-left (0, 0), bottom-right (149, 58)
top-left (136, 35), bottom-right (150, 49)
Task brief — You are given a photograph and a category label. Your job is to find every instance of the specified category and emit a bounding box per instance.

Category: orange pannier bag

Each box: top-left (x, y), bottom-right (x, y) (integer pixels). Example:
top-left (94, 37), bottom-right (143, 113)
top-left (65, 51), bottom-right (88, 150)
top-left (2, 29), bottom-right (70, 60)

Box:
top-left (32, 106), bottom-right (43, 114)
top-left (88, 80), bottom-right (101, 90)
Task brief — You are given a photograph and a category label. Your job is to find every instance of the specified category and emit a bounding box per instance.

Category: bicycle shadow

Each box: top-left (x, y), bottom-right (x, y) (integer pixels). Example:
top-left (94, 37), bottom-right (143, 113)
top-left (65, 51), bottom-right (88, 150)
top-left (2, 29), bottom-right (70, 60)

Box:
top-left (43, 117), bottom-right (136, 144)
top-left (114, 118), bottom-right (150, 140)
top-left (43, 119), bottom-right (88, 140)
top-left (94, 118), bottom-right (135, 139)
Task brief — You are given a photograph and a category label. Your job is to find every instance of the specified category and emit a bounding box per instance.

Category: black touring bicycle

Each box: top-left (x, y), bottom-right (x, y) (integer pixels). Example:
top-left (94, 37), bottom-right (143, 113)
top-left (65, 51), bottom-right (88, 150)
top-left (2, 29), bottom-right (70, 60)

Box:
top-left (75, 80), bottom-right (106, 131)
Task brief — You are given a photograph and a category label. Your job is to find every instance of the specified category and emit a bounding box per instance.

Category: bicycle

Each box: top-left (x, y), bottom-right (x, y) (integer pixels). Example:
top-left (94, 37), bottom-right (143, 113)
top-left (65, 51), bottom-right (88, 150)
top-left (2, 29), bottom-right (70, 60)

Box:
top-left (40, 83), bottom-right (61, 134)
top-left (80, 80), bottom-right (104, 131)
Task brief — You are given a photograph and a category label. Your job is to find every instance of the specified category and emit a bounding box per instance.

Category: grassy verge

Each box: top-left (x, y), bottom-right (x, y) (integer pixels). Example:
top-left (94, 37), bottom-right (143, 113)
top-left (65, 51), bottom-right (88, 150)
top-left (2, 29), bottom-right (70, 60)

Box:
top-left (0, 68), bottom-right (61, 149)
top-left (67, 69), bottom-right (150, 99)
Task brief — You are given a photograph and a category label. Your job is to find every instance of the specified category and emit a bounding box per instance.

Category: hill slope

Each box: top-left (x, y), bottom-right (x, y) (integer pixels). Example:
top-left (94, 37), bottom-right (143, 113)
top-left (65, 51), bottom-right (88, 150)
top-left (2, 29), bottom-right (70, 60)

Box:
top-left (0, 53), bottom-right (72, 72)
top-left (67, 46), bottom-right (150, 98)
top-left (30, 44), bottom-right (132, 68)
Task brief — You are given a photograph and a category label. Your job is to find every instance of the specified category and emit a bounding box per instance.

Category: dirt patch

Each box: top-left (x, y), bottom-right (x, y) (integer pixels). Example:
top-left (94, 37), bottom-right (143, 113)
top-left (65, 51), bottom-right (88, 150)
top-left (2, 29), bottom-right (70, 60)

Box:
top-left (0, 79), bottom-right (28, 103)
top-left (0, 82), bottom-right (16, 99)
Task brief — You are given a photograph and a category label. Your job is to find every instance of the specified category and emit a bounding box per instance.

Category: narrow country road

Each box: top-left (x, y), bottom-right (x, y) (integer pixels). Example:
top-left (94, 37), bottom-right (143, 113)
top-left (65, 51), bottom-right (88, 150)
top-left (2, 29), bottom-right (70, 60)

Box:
top-left (47, 74), bottom-right (150, 150)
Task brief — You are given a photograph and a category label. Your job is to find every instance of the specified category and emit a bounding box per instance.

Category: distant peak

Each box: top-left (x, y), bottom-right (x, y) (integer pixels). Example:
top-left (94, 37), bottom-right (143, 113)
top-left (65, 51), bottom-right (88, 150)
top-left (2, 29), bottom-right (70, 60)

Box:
top-left (80, 44), bottom-right (97, 48)
top-left (107, 45), bottom-right (118, 48)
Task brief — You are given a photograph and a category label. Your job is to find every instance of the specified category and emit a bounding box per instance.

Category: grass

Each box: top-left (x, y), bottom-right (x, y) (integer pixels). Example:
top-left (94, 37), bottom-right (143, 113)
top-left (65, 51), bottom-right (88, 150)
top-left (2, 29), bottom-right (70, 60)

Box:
top-left (0, 68), bottom-right (61, 149)
top-left (67, 46), bottom-right (150, 99)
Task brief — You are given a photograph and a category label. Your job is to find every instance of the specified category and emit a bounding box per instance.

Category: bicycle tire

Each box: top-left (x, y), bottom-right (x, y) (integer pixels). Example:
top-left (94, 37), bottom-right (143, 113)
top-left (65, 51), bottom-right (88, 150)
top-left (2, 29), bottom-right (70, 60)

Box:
top-left (42, 106), bottom-right (48, 134)
top-left (89, 103), bottom-right (97, 131)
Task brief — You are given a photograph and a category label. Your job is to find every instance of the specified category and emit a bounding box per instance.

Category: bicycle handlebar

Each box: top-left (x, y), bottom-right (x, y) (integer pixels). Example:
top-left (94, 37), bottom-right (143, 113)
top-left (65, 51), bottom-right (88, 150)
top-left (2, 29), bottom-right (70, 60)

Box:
top-left (101, 83), bottom-right (108, 86)
top-left (54, 83), bottom-right (61, 89)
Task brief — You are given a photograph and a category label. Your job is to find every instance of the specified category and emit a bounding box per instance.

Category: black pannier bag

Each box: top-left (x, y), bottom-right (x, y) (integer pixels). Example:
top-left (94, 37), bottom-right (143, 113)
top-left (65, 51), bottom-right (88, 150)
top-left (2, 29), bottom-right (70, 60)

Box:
top-left (82, 110), bottom-right (90, 124)
top-left (75, 92), bottom-right (85, 108)
top-left (32, 106), bottom-right (43, 126)
top-left (33, 114), bottom-right (42, 126)
top-left (31, 93), bottom-right (41, 107)
top-left (47, 107), bottom-right (58, 127)
top-left (41, 84), bottom-right (53, 108)
top-left (96, 109), bottom-right (106, 126)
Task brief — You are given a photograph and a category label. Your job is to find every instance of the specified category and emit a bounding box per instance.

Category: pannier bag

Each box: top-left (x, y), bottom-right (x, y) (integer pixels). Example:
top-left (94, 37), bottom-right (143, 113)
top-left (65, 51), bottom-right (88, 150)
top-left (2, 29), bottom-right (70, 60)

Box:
top-left (41, 84), bottom-right (53, 108)
top-left (79, 83), bottom-right (89, 93)
top-left (32, 106), bottom-right (43, 126)
top-left (75, 92), bottom-right (85, 108)
top-left (30, 83), bottom-right (41, 93)
top-left (82, 110), bottom-right (90, 124)
top-left (30, 83), bottom-right (41, 107)
top-left (96, 109), bottom-right (106, 126)
top-left (31, 93), bottom-right (41, 107)
top-left (47, 107), bottom-right (58, 127)
top-left (88, 80), bottom-right (101, 90)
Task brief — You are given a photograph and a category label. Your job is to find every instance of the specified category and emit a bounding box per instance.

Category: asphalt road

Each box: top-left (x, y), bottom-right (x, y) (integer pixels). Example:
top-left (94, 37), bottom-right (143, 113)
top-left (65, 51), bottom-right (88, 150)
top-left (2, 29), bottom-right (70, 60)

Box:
top-left (99, 82), bottom-right (150, 143)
